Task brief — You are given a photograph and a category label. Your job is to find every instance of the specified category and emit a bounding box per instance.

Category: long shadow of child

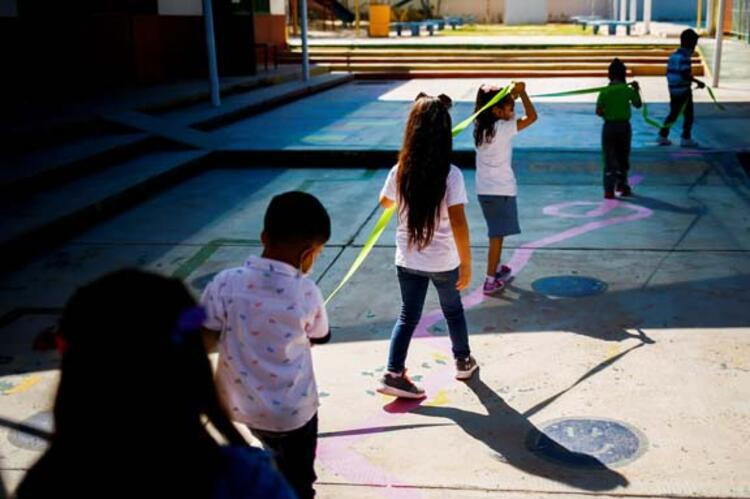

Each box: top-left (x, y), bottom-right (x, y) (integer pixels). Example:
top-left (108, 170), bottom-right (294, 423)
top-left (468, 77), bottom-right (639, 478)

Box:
top-left (411, 375), bottom-right (630, 492)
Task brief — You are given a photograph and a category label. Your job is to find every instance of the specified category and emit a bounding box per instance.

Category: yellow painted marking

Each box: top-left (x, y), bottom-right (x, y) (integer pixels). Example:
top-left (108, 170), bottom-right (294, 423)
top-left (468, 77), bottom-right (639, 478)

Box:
top-left (424, 390), bottom-right (450, 407)
top-left (606, 345), bottom-right (621, 359)
top-left (432, 352), bottom-right (450, 362)
top-left (4, 374), bottom-right (41, 395)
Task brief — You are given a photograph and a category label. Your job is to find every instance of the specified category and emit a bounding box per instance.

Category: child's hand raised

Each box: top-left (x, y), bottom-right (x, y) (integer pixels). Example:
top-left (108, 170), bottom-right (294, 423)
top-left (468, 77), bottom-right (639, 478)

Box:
top-left (630, 81), bottom-right (640, 92)
top-left (512, 81), bottom-right (526, 97)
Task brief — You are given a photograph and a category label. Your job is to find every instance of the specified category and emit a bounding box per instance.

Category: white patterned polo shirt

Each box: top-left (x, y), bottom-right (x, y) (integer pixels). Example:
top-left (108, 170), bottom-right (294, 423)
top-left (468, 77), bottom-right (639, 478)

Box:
top-left (201, 255), bottom-right (329, 432)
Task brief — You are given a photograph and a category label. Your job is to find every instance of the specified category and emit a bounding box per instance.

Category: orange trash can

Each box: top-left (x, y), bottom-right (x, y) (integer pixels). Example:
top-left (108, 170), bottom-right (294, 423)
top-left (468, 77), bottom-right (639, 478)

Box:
top-left (369, 4), bottom-right (391, 37)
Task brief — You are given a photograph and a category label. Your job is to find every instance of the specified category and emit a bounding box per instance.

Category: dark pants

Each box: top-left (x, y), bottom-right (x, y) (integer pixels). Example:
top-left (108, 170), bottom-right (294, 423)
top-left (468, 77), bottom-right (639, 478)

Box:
top-left (659, 90), bottom-right (694, 139)
top-left (387, 266), bottom-right (470, 373)
top-left (602, 121), bottom-right (632, 193)
top-left (250, 414), bottom-right (318, 499)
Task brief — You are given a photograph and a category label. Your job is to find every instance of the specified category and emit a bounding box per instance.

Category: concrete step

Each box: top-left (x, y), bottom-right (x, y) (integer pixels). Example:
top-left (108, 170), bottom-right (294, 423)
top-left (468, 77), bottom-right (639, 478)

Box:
top-left (312, 62), bottom-right (704, 77)
top-left (0, 149), bottom-right (209, 266)
top-left (0, 131), bottom-right (167, 195)
top-left (154, 71), bottom-right (353, 131)
top-left (353, 69), bottom-right (635, 79)
top-left (2, 72), bottom-right (351, 199)
top-left (286, 49), bottom-right (682, 57)
top-left (282, 55), bottom-right (691, 64)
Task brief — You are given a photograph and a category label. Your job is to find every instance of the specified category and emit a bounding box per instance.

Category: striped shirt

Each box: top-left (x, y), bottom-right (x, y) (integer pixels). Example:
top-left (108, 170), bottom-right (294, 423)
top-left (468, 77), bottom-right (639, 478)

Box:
top-left (666, 47), bottom-right (693, 95)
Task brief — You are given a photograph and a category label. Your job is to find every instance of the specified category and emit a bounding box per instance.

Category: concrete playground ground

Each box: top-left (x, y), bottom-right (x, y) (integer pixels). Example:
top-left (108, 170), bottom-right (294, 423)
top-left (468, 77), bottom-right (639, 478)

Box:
top-left (1, 75), bottom-right (750, 498)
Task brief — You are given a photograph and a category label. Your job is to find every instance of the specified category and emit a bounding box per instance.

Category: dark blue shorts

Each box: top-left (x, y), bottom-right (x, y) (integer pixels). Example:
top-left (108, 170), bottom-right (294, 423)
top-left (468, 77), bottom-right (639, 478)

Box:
top-left (478, 195), bottom-right (521, 238)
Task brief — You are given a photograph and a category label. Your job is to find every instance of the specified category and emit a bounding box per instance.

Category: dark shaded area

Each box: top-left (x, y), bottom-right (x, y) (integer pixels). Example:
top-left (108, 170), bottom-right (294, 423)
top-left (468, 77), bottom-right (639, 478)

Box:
top-left (412, 376), bottom-right (630, 491)
top-left (739, 152), bottom-right (750, 178)
top-left (0, 0), bottom-right (255, 137)
top-left (328, 272), bottom-right (750, 346)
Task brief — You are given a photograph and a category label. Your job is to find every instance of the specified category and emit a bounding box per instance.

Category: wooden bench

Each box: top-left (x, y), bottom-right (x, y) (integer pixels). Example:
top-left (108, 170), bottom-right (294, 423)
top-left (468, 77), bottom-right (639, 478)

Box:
top-left (444, 16), bottom-right (463, 30)
top-left (571, 15), bottom-right (601, 29)
top-left (392, 21), bottom-right (437, 36)
top-left (588, 20), bottom-right (636, 35)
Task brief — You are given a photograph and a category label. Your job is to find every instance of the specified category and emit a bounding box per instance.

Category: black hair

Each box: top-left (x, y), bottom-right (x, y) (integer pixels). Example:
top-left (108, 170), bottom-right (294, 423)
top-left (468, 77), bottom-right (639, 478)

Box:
top-left (16, 269), bottom-right (248, 498)
top-left (398, 93), bottom-right (453, 250)
top-left (474, 85), bottom-right (514, 147)
top-left (681, 28), bottom-right (699, 49)
top-left (608, 58), bottom-right (627, 82)
top-left (263, 191), bottom-right (331, 247)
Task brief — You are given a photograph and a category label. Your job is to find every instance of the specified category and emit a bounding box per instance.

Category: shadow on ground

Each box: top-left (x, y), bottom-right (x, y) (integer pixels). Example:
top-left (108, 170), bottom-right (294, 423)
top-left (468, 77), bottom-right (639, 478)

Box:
top-left (411, 375), bottom-right (630, 491)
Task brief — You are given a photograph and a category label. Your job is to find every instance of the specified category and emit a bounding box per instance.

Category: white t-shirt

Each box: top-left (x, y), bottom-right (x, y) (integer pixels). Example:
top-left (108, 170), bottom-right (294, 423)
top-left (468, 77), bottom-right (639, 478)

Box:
top-left (380, 164), bottom-right (468, 272)
top-left (475, 119), bottom-right (519, 196)
top-left (201, 255), bottom-right (329, 432)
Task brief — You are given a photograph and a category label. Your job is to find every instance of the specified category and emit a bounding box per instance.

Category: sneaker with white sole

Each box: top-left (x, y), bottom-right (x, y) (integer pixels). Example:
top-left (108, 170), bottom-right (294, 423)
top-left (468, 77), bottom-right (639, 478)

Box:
top-left (495, 264), bottom-right (512, 281)
top-left (377, 370), bottom-right (426, 399)
top-left (483, 278), bottom-right (505, 296)
top-left (680, 138), bottom-right (699, 148)
top-left (656, 136), bottom-right (672, 146)
top-left (455, 356), bottom-right (479, 380)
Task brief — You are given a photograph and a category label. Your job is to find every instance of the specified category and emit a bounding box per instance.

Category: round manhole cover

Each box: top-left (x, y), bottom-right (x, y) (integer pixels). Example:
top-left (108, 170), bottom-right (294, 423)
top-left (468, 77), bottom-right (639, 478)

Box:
top-left (526, 418), bottom-right (646, 468)
top-left (7, 411), bottom-right (53, 452)
top-left (532, 276), bottom-right (608, 298)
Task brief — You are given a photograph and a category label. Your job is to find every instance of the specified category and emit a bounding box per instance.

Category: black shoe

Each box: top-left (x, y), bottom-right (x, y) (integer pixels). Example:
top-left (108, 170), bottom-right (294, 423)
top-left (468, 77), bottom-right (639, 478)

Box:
top-left (617, 185), bottom-right (633, 196)
top-left (377, 370), bottom-right (426, 399)
top-left (455, 356), bottom-right (479, 380)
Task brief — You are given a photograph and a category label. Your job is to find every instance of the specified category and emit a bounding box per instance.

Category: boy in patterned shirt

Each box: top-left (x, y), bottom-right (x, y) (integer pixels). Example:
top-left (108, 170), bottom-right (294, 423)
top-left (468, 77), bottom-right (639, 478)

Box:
top-left (201, 191), bottom-right (331, 499)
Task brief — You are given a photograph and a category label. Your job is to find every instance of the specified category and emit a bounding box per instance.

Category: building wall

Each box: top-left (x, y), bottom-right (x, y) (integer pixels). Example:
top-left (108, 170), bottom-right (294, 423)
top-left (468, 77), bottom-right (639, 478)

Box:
top-left (269, 0), bottom-right (284, 15)
top-left (346, 0), bottom-right (699, 22)
top-left (439, 0), bottom-right (505, 23)
top-left (0, 0), bottom-right (17, 16)
top-left (506, 0), bottom-right (547, 24)
top-left (158, 0), bottom-right (202, 15)
top-left (607, 0), bottom-right (698, 22)
top-left (548, 0), bottom-right (610, 21)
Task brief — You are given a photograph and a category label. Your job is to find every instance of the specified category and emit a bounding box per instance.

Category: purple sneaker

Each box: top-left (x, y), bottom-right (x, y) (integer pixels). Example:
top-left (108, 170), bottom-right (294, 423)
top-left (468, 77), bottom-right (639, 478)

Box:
top-left (495, 264), bottom-right (512, 281)
top-left (483, 278), bottom-right (505, 296)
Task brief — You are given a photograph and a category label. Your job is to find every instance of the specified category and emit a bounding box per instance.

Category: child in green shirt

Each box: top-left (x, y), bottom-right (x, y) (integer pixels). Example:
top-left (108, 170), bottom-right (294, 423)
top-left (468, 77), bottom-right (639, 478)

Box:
top-left (596, 58), bottom-right (642, 199)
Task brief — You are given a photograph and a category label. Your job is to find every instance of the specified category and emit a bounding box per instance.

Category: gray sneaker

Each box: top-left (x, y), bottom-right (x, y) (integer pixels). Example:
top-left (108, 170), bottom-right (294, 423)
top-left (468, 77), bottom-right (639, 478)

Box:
top-left (656, 136), bottom-right (672, 146)
top-left (455, 356), bottom-right (479, 380)
top-left (377, 370), bottom-right (426, 399)
top-left (680, 138), bottom-right (699, 148)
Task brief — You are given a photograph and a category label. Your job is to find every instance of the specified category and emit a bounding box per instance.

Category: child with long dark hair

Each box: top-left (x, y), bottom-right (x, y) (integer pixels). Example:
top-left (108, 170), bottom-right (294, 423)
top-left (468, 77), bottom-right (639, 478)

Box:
top-left (15, 269), bottom-right (294, 499)
top-left (474, 81), bottom-right (537, 296)
top-left (377, 92), bottom-right (477, 399)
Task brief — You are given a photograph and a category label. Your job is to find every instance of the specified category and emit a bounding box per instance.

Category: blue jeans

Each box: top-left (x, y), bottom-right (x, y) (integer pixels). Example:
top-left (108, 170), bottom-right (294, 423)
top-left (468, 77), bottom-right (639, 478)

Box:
top-left (387, 266), bottom-right (470, 373)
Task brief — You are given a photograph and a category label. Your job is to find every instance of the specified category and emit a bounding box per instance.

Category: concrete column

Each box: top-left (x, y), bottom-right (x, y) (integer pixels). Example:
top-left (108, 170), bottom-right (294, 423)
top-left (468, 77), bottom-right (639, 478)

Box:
top-left (202, 0), bottom-right (220, 107)
top-left (355, 0), bottom-right (360, 36)
top-left (712, 0), bottom-right (726, 87)
top-left (643, 0), bottom-right (652, 34)
top-left (706, 0), bottom-right (715, 35)
top-left (619, 0), bottom-right (627, 21)
top-left (300, 0), bottom-right (310, 82)
top-left (629, 0), bottom-right (636, 22)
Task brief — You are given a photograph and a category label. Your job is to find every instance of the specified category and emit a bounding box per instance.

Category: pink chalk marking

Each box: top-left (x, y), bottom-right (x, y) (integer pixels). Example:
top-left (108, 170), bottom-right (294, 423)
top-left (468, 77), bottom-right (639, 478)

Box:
top-left (318, 176), bottom-right (654, 496)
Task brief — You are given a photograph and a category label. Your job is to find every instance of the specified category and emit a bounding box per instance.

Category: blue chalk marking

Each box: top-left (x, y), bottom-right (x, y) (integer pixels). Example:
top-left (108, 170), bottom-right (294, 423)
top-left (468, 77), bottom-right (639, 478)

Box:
top-left (532, 276), bottom-right (608, 298)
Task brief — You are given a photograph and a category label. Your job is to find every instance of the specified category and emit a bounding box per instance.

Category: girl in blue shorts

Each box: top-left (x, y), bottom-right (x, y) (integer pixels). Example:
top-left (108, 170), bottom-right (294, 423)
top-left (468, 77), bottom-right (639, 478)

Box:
top-left (473, 81), bottom-right (538, 295)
